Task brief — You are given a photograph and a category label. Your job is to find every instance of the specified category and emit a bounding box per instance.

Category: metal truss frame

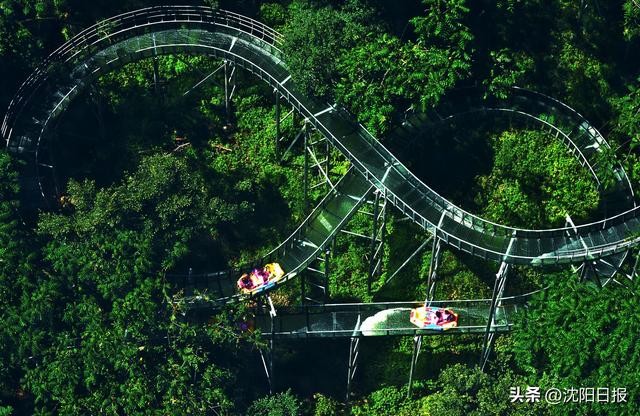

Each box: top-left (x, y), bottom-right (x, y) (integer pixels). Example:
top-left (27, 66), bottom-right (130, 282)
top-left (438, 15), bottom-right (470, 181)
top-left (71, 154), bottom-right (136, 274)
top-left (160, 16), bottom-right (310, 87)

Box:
top-left (274, 89), bottom-right (295, 159)
top-left (300, 247), bottom-right (331, 304)
top-left (425, 236), bottom-right (443, 306)
top-left (303, 123), bottom-right (334, 207)
top-left (383, 236), bottom-right (432, 287)
top-left (345, 316), bottom-right (362, 402)
top-left (368, 190), bottom-right (387, 294)
top-left (337, 189), bottom-right (387, 294)
top-left (259, 296), bottom-right (277, 394)
top-left (479, 259), bottom-right (509, 370)
top-left (406, 335), bottom-right (423, 398)
top-left (479, 233), bottom-right (515, 370)
top-left (223, 59), bottom-right (236, 121)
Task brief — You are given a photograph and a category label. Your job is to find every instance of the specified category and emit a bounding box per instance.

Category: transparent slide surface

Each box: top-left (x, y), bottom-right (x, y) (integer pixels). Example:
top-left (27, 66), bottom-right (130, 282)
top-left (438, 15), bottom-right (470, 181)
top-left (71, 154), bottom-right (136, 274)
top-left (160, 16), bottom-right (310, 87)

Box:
top-left (255, 299), bottom-right (520, 338)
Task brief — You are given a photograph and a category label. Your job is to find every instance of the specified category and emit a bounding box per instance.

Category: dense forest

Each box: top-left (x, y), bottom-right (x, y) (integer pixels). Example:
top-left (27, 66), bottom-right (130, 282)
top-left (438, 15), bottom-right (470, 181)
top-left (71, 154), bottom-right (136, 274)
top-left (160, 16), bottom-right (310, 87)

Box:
top-left (1, 0), bottom-right (640, 415)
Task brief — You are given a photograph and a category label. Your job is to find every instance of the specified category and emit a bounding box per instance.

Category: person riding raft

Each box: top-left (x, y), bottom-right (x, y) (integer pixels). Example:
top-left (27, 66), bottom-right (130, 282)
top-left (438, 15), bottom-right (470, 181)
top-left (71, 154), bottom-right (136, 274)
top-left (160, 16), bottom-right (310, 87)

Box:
top-left (236, 263), bottom-right (285, 293)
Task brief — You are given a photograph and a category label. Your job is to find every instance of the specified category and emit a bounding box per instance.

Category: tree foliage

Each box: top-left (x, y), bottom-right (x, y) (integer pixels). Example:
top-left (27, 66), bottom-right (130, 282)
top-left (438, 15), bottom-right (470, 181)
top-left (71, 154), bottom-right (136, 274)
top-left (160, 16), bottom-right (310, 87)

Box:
top-left (13, 153), bottom-right (262, 414)
top-left (335, 0), bottom-right (473, 135)
top-left (246, 389), bottom-right (300, 416)
top-left (281, 1), bottom-right (374, 100)
top-left (512, 275), bottom-right (640, 415)
top-left (483, 48), bottom-right (534, 99)
top-left (476, 129), bottom-right (600, 227)
top-left (623, 0), bottom-right (640, 41)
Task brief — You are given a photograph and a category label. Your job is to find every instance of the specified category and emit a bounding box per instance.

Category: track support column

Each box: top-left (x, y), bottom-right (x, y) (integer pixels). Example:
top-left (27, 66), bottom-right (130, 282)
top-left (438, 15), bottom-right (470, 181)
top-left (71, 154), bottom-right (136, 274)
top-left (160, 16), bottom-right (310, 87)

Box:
top-left (325, 137), bottom-right (331, 192)
top-left (629, 249), bottom-right (640, 281)
top-left (480, 243), bottom-right (513, 370)
top-left (275, 89), bottom-right (281, 159)
top-left (480, 232), bottom-right (516, 370)
top-left (368, 191), bottom-right (380, 294)
top-left (565, 215), bottom-right (610, 287)
top-left (300, 271), bottom-right (306, 305)
top-left (224, 60), bottom-right (229, 120)
top-left (153, 57), bottom-right (160, 95)
top-left (383, 237), bottom-right (432, 286)
top-left (425, 237), bottom-right (442, 305)
top-left (365, 190), bottom-right (387, 294)
top-left (223, 60), bottom-right (236, 122)
top-left (426, 209), bottom-right (450, 305)
top-left (346, 316), bottom-right (362, 402)
top-left (151, 33), bottom-right (160, 96)
top-left (303, 123), bottom-right (310, 213)
top-left (324, 248), bottom-right (331, 302)
top-left (579, 261), bottom-right (602, 288)
top-left (407, 335), bottom-right (423, 398)
top-left (346, 337), bottom-right (360, 401)
top-left (301, 248), bottom-right (331, 304)
top-left (260, 296), bottom-right (277, 394)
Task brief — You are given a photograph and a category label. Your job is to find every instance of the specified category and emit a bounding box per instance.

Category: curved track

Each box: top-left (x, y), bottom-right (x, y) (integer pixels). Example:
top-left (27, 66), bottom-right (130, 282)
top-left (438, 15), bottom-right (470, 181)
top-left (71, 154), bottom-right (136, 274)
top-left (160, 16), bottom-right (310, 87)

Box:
top-left (4, 6), bottom-right (640, 271)
top-left (392, 88), bottom-right (636, 279)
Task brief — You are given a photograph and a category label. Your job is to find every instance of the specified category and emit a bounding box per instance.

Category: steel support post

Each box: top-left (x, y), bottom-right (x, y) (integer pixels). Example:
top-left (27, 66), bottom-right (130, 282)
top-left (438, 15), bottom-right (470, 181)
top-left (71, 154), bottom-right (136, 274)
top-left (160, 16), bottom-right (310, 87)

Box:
top-left (259, 297), bottom-right (277, 394)
top-left (300, 269), bottom-right (306, 305)
top-left (281, 124), bottom-right (305, 162)
top-left (407, 335), bottom-right (423, 398)
top-left (153, 56), bottom-right (160, 95)
top-left (325, 137), bottom-right (331, 191)
top-left (480, 261), bottom-right (509, 371)
top-left (224, 60), bottom-right (230, 120)
top-left (301, 250), bottom-right (330, 304)
top-left (384, 237), bottom-right (432, 286)
top-left (259, 349), bottom-right (272, 393)
top-left (229, 64), bottom-right (236, 100)
top-left (425, 237), bottom-right (442, 306)
top-left (365, 191), bottom-right (387, 294)
top-left (368, 191), bottom-right (380, 294)
top-left (346, 316), bottom-right (362, 402)
top-left (223, 61), bottom-right (236, 122)
top-left (566, 215), bottom-right (604, 287)
top-left (303, 123), bottom-right (309, 213)
top-left (182, 62), bottom-right (225, 97)
top-left (308, 140), bottom-right (332, 189)
top-left (345, 336), bottom-right (360, 401)
top-left (612, 249), bottom-right (639, 291)
top-left (580, 261), bottom-right (602, 288)
top-left (44, 131), bottom-right (60, 198)
top-left (269, 297), bottom-right (276, 393)
top-left (152, 32), bottom-right (160, 96)
top-left (380, 193), bottom-right (387, 248)
top-left (324, 248), bottom-right (330, 302)
top-left (630, 249), bottom-right (640, 281)
top-left (275, 90), bottom-right (281, 159)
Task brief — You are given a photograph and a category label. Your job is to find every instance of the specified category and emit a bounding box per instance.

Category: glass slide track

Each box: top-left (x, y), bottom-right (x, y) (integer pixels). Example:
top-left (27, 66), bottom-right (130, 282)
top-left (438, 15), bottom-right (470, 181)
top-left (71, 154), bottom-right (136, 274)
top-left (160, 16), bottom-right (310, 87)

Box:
top-left (5, 6), bottom-right (640, 269)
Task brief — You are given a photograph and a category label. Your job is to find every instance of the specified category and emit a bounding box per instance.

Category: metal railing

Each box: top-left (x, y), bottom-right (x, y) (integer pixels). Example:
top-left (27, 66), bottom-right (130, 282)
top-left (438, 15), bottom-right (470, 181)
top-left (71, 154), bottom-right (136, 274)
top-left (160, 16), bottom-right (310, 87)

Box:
top-left (267, 286), bottom-right (544, 316)
top-left (257, 297), bottom-right (534, 338)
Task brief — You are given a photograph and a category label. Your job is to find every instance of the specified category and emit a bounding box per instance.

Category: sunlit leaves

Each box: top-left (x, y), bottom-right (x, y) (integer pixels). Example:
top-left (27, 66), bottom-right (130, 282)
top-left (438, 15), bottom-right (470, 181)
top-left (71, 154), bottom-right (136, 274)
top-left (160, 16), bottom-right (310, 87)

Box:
top-left (335, 0), bottom-right (473, 136)
top-left (623, 0), bottom-right (640, 40)
top-left (281, 4), bottom-right (372, 99)
top-left (512, 276), bottom-right (640, 415)
top-left (483, 49), bottom-right (534, 99)
top-left (476, 130), bottom-right (600, 227)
